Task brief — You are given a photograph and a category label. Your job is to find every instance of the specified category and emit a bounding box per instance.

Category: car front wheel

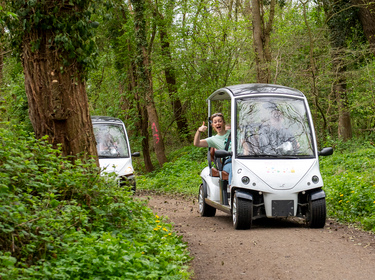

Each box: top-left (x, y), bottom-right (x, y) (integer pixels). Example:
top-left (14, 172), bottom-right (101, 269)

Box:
top-left (306, 197), bottom-right (326, 228)
top-left (232, 192), bottom-right (253, 230)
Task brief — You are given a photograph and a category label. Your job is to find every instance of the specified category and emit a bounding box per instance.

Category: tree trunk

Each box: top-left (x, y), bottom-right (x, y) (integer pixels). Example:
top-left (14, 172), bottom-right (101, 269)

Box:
top-left (0, 13), bottom-right (4, 93)
top-left (125, 60), bottom-right (154, 172)
top-left (332, 49), bottom-right (352, 140)
top-left (251, 0), bottom-right (276, 83)
top-left (0, 0), bottom-right (3, 92)
top-left (301, 1), bottom-right (328, 140)
top-left (131, 0), bottom-right (167, 166)
top-left (118, 3), bottom-right (154, 172)
top-left (0, 42), bottom-right (3, 92)
top-left (159, 25), bottom-right (191, 142)
top-left (352, 0), bottom-right (375, 56)
top-left (22, 28), bottom-right (98, 164)
top-left (323, 0), bottom-right (353, 140)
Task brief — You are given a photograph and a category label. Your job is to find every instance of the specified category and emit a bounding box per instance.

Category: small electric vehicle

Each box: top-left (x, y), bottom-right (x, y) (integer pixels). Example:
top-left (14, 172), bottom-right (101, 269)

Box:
top-left (198, 84), bottom-right (333, 230)
top-left (92, 116), bottom-right (140, 191)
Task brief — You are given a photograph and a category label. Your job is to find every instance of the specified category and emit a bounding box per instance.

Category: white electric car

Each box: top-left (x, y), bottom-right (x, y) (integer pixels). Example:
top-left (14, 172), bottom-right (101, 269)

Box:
top-left (92, 116), bottom-right (140, 191)
top-left (198, 84), bottom-right (333, 230)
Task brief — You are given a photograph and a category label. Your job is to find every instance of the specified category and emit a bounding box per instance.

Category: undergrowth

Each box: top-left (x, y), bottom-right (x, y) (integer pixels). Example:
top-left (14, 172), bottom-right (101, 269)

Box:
top-left (320, 140), bottom-right (375, 232)
top-left (0, 123), bottom-right (191, 279)
top-left (137, 146), bottom-right (207, 196)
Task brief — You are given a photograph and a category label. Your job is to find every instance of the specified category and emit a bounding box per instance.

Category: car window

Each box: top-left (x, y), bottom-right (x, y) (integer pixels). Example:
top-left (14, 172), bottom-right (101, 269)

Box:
top-left (236, 97), bottom-right (314, 158)
top-left (93, 124), bottom-right (130, 158)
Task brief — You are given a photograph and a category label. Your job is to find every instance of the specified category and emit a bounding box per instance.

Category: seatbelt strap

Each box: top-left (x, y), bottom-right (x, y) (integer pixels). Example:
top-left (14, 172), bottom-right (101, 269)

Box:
top-left (225, 131), bottom-right (231, 151)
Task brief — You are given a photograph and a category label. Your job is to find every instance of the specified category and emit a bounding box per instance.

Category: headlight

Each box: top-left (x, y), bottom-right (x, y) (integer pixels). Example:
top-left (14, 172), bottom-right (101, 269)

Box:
top-left (241, 176), bottom-right (250, 185)
top-left (312, 175), bottom-right (319, 184)
top-left (125, 166), bottom-right (134, 174)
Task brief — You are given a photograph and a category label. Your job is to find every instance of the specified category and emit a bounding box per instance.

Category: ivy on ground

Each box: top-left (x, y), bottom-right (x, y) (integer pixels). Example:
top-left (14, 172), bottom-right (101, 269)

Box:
top-left (0, 123), bottom-right (191, 279)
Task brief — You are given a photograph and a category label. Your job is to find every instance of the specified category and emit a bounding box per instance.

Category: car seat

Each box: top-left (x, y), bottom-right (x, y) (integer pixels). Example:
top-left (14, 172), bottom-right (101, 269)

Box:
top-left (208, 147), bottom-right (229, 180)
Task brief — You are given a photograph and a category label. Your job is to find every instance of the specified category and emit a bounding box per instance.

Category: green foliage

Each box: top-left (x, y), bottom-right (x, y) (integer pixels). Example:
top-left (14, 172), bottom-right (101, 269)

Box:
top-left (138, 146), bottom-right (207, 195)
top-left (320, 140), bottom-right (375, 232)
top-left (324, 0), bottom-right (365, 48)
top-left (3, 0), bottom-right (100, 76)
top-left (0, 56), bottom-right (31, 128)
top-left (87, 0), bottom-right (146, 153)
top-left (0, 123), bottom-right (191, 279)
top-left (171, 0), bottom-right (252, 131)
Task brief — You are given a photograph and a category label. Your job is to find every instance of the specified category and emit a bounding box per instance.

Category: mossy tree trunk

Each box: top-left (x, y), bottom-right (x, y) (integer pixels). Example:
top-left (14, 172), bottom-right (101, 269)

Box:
top-left (353, 0), bottom-right (375, 56)
top-left (251, 0), bottom-right (276, 83)
top-left (22, 28), bottom-right (98, 163)
top-left (7, 0), bottom-right (100, 164)
top-left (151, 3), bottom-right (190, 142)
top-left (116, 3), bottom-right (155, 172)
top-left (323, 0), bottom-right (353, 140)
top-left (131, 0), bottom-right (167, 166)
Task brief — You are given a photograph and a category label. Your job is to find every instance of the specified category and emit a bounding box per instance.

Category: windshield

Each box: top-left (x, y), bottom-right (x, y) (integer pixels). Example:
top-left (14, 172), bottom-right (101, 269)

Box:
top-left (236, 97), bottom-right (314, 158)
top-left (93, 124), bottom-right (130, 158)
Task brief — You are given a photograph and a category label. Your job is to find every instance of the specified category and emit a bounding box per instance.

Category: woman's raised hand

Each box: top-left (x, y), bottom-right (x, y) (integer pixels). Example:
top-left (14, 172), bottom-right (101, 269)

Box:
top-left (198, 121), bottom-right (207, 132)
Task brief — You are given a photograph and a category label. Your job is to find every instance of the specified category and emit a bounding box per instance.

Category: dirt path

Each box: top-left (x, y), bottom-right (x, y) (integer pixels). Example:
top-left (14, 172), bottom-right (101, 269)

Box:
top-left (138, 192), bottom-right (375, 280)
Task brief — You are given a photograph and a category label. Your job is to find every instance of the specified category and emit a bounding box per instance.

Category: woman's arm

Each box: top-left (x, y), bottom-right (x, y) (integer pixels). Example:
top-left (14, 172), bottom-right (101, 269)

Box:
top-left (194, 122), bottom-right (209, 147)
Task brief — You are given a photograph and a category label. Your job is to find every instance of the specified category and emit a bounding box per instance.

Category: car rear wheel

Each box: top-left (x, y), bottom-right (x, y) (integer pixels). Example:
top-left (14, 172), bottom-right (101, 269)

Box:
top-left (232, 192), bottom-right (253, 230)
top-left (306, 197), bottom-right (326, 228)
top-left (198, 183), bottom-right (216, 217)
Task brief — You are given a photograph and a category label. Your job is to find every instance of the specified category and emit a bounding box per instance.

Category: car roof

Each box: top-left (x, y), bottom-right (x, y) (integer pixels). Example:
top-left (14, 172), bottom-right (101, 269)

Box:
top-left (208, 83), bottom-right (305, 101)
top-left (91, 116), bottom-right (124, 125)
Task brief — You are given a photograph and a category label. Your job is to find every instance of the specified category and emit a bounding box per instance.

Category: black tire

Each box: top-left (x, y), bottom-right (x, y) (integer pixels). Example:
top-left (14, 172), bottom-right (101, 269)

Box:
top-left (131, 181), bottom-right (136, 192)
top-left (306, 198), bottom-right (326, 228)
top-left (198, 183), bottom-right (216, 217)
top-left (232, 192), bottom-right (253, 230)
top-left (120, 179), bottom-right (136, 193)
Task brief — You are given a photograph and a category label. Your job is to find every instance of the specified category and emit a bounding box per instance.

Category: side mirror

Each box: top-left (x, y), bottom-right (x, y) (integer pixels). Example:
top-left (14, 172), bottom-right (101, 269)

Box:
top-left (318, 147), bottom-right (333, 156)
top-left (215, 150), bottom-right (232, 158)
top-left (131, 152), bottom-right (141, 157)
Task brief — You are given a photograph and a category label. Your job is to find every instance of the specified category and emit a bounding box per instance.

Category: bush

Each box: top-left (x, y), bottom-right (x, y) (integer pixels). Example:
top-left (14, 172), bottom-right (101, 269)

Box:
top-left (0, 123), bottom-right (191, 279)
top-left (320, 140), bottom-right (375, 232)
top-left (137, 145), bottom-right (207, 195)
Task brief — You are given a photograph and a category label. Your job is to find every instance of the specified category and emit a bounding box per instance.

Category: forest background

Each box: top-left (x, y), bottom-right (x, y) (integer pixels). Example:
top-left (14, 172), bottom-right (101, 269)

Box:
top-left (1, 0), bottom-right (375, 279)
top-left (1, 0), bottom-right (375, 167)
top-left (1, 0), bottom-right (375, 170)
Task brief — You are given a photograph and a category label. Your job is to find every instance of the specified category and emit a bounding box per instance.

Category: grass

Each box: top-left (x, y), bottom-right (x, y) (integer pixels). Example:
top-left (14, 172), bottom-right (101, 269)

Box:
top-left (137, 145), bottom-right (207, 197)
top-left (320, 140), bottom-right (375, 232)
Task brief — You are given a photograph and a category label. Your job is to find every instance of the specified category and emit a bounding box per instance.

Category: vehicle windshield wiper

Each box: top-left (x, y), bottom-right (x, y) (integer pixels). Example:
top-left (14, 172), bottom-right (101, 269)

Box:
top-left (237, 154), bottom-right (276, 158)
top-left (238, 154), bottom-right (299, 159)
top-left (98, 155), bottom-right (121, 158)
top-left (277, 155), bottom-right (299, 159)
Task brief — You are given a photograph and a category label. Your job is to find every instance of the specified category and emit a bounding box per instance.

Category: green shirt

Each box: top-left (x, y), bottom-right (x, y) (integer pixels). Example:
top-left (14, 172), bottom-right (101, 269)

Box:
top-left (205, 130), bottom-right (231, 151)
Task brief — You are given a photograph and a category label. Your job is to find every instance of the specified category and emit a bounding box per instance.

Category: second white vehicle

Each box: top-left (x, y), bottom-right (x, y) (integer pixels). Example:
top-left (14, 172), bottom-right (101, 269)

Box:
top-left (92, 116), bottom-right (140, 191)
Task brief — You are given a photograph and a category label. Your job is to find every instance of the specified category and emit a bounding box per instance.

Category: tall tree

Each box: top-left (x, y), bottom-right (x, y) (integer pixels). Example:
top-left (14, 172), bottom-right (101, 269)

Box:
top-left (131, 0), bottom-right (167, 166)
top-left (0, 0), bottom-right (5, 92)
top-left (150, 1), bottom-right (191, 142)
top-left (323, 0), bottom-right (353, 140)
top-left (251, 0), bottom-right (276, 83)
top-left (98, 2), bottom-right (155, 172)
top-left (5, 0), bottom-right (99, 163)
top-left (352, 0), bottom-right (375, 56)
top-left (0, 42), bottom-right (3, 93)
top-left (176, 0), bottom-right (248, 128)
top-left (300, 1), bottom-right (328, 134)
